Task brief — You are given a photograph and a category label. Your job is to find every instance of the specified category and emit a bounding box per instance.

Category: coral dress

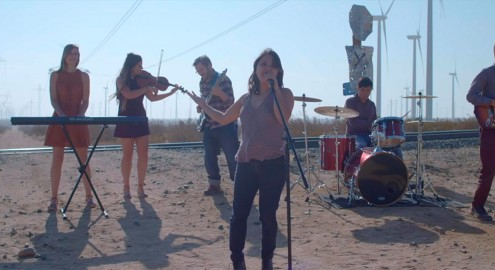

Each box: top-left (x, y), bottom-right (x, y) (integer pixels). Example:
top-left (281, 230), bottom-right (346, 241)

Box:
top-left (44, 70), bottom-right (90, 147)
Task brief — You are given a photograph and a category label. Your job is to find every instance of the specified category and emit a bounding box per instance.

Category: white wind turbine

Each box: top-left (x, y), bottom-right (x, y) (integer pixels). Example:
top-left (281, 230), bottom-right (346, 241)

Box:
top-left (372, 0), bottom-right (395, 117)
top-left (449, 66), bottom-right (459, 119)
top-left (407, 30), bottom-right (424, 119)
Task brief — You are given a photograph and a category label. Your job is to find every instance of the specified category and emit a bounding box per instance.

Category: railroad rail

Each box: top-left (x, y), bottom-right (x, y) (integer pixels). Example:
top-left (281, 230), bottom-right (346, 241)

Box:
top-left (0, 129), bottom-right (479, 155)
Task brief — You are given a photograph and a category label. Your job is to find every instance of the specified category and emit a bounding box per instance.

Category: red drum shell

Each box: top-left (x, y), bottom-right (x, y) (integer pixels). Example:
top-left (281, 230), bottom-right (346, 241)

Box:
top-left (372, 117), bottom-right (405, 148)
top-left (319, 135), bottom-right (355, 171)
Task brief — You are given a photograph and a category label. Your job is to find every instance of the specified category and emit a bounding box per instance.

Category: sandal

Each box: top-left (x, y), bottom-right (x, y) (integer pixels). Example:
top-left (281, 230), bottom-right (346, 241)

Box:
top-left (47, 198), bottom-right (58, 212)
top-left (123, 185), bottom-right (132, 199)
top-left (86, 196), bottom-right (96, 208)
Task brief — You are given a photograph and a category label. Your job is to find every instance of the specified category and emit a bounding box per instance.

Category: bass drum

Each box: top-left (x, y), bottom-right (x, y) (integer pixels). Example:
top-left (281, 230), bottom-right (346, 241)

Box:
top-left (344, 148), bottom-right (408, 206)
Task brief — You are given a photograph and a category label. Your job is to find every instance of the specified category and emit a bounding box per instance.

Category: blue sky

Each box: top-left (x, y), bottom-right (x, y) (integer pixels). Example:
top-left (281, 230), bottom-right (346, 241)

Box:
top-left (0, 0), bottom-right (494, 121)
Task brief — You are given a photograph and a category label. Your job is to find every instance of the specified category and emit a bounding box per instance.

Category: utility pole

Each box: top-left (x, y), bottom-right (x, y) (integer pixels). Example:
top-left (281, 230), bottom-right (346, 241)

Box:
top-left (103, 84), bottom-right (108, 117)
top-left (33, 84), bottom-right (44, 116)
top-left (404, 86), bottom-right (410, 118)
top-left (449, 72), bottom-right (457, 119)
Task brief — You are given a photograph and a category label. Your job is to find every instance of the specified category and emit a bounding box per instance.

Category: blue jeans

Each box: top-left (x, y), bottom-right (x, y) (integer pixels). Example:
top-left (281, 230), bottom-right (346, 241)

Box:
top-left (203, 122), bottom-right (239, 184)
top-left (353, 133), bottom-right (403, 160)
top-left (353, 133), bottom-right (372, 149)
top-left (229, 156), bottom-right (287, 264)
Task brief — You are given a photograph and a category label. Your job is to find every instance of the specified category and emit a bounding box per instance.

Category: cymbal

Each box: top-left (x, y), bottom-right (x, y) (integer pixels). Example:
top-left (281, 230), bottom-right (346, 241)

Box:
top-left (403, 95), bottom-right (437, 99)
top-left (314, 106), bottom-right (359, 118)
top-left (294, 96), bottom-right (322, 102)
top-left (407, 120), bottom-right (436, 123)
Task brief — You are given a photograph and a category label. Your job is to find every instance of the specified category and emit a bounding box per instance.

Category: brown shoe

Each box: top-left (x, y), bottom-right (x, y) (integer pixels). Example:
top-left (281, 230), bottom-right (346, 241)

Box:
top-left (203, 185), bottom-right (223, 196)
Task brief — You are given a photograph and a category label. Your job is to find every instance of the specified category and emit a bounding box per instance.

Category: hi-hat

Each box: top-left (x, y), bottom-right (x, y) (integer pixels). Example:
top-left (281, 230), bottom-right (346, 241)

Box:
top-left (403, 95), bottom-right (437, 99)
top-left (294, 96), bottom-right (322, 102)
top-left (314, 106), bottom-right (359, 118)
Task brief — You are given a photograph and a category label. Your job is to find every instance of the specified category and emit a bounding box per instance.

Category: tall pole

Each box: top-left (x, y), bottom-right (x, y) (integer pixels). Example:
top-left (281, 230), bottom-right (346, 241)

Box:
top-left (426, 0), bottom-right (433, 119)
top-left (373, 17), bottom-right (384, 117)
top-left (407, 34), bottom-right (420, 119)
top-left (34, 84), bottom-right (43, 116)
top-left (449, 72), bottom-right (456, 119)
top-left (103, 84), bottom-right (108, 117)
top-left (404, 86), bottom-right (410, 118)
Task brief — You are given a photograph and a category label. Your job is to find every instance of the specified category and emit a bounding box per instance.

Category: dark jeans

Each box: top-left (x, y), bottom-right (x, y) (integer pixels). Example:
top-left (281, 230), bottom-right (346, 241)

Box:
top-left (473, 128), bottom-right (495, 208)
top-left (353, 133), bottom-right (372, 149)
top-left (353, 133), bottom-right (403, 160)
top-left (229, 156), bottom-right (287, 264)
top-left (203, 122), bottom-right (239, 184)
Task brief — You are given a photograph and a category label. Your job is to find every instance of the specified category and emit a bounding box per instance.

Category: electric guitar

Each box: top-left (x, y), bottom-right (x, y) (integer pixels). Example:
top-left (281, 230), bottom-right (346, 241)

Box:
top-left (474, 105), bottom-right (495, 129)
top-left (197, 69), bottom-right (228, 132)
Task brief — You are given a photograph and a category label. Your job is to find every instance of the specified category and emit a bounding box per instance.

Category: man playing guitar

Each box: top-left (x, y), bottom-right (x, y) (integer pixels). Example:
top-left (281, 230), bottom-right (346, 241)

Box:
top-left (193, 55), bottom-right (239, 195)
top-left (466, 42), bottom-right (495, 221)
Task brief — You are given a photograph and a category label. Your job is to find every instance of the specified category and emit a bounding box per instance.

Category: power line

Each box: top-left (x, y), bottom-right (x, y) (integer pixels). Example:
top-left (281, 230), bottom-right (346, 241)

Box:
top-left (147, 0), bottom-right (287, 68)
top-left (81, 0), bottom-right (143, 64)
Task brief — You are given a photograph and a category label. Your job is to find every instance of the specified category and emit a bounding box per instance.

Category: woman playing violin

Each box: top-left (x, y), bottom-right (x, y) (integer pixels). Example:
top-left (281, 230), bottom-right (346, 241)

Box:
top-left (113, 52), bottom-right (179, 199)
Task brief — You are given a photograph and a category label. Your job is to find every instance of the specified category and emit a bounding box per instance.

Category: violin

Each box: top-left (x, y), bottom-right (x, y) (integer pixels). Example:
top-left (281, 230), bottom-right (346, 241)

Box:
top-left (135, 70), bottom-right (172, 91)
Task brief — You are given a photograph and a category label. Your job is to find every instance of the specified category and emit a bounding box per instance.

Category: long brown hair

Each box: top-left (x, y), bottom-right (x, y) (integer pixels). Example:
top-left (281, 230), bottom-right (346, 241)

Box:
top-left (57, 44), bottom-right (80, 72)
top-left (248, 48), bottom-right (284, 95)
top-left (113, 53), bottom-right (142, 111)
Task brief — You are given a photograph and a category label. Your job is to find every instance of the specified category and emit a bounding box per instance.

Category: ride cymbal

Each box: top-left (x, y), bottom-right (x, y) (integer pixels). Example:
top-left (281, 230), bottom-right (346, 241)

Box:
top-left (403, 95), bottom-right (437, 99)
top-left (314, 106), bottom-right (359, 118)
top-left (294, 96), bottom-right (322, 102)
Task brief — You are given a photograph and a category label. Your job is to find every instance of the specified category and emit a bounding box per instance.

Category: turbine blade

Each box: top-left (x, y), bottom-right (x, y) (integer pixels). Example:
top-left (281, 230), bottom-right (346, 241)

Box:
top-left (379, 0), bottom-right (384, 15)
top-left (383, 21), bottom-right (389, 71)
top-left (385, 0), bottom-right (395, 16)
top-left (439, 0), bottom-right (445, 19)
top-left (455, 74), bottom-right (460, 87)
top-left (417, 32), bottom-right (425, 76)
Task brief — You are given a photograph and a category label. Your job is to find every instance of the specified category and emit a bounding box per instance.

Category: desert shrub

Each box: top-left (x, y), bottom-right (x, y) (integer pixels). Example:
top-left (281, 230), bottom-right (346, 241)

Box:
top-left (12, 116), bottom-right (480, 144)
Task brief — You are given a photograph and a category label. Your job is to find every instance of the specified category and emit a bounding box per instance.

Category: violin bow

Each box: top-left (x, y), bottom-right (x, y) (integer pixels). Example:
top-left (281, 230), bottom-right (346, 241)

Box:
top-left (156, 49), bottom-right (164, 89)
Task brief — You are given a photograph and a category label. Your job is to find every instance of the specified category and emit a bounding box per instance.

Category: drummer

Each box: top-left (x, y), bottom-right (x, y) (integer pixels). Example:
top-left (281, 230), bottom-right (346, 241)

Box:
top-left (344, 77), bottom-right (403, 159)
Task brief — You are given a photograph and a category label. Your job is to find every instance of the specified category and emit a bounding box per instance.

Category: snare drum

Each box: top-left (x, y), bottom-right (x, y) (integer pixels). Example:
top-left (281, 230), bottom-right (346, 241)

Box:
top-left (344, 148), bottom-right (408, 206)
top-left (372, 117), bottom-right (405, 148)
top-left (320, 135), bottom-right (356, 171)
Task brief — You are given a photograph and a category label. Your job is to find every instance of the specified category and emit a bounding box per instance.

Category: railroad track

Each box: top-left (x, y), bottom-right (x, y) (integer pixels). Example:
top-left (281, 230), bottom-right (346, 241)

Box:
top-left (0, 129), bottom-right (479, 155)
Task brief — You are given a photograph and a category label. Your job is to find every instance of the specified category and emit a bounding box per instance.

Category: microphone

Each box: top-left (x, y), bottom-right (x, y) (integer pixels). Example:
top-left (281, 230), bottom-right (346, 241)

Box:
top-left (268, 79), bottom-right (274, 88)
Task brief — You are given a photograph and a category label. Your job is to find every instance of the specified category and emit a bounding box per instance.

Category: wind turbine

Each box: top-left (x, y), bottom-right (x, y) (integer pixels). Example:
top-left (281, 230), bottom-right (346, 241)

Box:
top-left (372, 0), bottom-right (394, 116)
top-left (449, 69), bottom-right (459, 119)
top-left (407, 30), bottom-right (424, 119)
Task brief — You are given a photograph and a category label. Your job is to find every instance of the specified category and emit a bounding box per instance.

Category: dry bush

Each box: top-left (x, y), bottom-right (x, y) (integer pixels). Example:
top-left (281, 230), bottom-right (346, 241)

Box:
top-left (404, 117), bottom-right (478, 132)
top-left (0, 120), bottom-right (10, 134)
top-left (149, 119), bottom-right (202, 143)
top-left (11, 117), bottom-right (481, 145)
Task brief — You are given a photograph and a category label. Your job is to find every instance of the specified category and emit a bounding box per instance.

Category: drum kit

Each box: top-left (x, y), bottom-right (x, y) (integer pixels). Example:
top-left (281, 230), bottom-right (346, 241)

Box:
top-left (293, 92), bottom-right (438, 207)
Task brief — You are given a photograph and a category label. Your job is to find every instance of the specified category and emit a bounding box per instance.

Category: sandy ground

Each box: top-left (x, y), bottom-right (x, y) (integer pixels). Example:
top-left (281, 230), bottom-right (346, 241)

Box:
top-left (0, 127), bottom-right (494, 270)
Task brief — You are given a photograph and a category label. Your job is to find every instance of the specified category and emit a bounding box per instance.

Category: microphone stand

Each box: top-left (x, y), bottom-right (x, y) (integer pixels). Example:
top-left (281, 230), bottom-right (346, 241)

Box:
top-left (269, 81), bottom-right (308, 270)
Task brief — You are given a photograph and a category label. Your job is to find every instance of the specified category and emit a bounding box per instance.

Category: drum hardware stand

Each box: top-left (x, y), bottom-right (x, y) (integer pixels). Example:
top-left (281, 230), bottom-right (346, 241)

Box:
top-left (290, 94), bottom-right (318, 192)
top-left (408, 94), bottom-right (438, 201)
top-left (331, 111), bottom-right (346, 195)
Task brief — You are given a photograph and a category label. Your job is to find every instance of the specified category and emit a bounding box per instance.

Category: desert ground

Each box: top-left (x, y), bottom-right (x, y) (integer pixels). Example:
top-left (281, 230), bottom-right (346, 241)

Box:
top-left (0, 127), bottom-right (494, 270)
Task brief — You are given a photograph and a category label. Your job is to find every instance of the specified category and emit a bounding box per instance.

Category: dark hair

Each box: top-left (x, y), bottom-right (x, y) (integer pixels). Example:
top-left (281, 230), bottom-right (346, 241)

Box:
top-left (113, 53), bottom-right (142, 110)
top-left (193, 55), bottom-right (212, 67)
top-left (358, 77), bottom-right (373, 89)
top-left (248, 48), bottom-right (284, 95)
top-left (58, 44), bottom-right (79, 72)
